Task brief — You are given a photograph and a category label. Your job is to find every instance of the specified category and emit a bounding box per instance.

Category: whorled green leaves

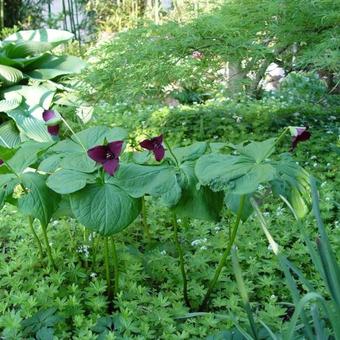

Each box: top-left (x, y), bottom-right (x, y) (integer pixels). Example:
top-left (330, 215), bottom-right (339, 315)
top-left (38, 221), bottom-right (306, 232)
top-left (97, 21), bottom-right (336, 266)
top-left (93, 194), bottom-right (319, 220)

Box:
top-left (18, 172), bottom-right (60, 226)
top-left (70, 183), bottom-right (141, 236)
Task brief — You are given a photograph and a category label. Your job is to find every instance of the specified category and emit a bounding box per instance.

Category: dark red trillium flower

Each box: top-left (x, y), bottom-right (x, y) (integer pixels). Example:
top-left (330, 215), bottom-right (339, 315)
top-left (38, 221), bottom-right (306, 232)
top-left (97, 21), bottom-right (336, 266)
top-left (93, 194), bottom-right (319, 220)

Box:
top-left (290, 126), bottom-right (311, 150)
top-left (140, 135), bottom-right (165, 162)
top-left (0, 159), bottom-right (3, 166)
top-left (43, 110), bottom-right (60, 136)
top-left (87, 141), bottom-right (123, 176)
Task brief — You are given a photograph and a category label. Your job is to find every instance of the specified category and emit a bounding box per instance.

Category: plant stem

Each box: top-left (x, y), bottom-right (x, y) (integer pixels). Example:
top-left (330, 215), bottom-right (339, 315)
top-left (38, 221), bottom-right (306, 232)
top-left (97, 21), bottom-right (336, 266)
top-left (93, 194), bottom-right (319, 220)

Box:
top-left (104, 236), bottom-right (113, 307)
top-left (199, 195), bottom-right (245, 311)
top-left (28, 216), bottom-right (44, 260)
top-left (172, 213), bottom-right (191, 308)
top-left (41, 223), bottom-right (57, 270)
top-left (141, 197), bottom-right (151, 242)
top-left (164, 140), bottom-right (179, 167)
top-left (111, 237), bottom-right (119, 296)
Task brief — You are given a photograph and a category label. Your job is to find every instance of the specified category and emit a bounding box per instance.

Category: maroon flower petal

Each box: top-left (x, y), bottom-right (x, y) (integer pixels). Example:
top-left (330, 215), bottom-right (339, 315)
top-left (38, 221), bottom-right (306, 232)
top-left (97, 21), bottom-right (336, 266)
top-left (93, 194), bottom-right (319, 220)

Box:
top-left (152, 134), bottom-right (163, 144)
top-left (291, 130), bottom-right (311, 150)
top-left (140, 139), bottom-right (155, 151)
top-left (153, 144), bottom-right (165, 162)
top-left (47, 125), bottom-right (60, 136)
top-left (87, 145), bottom-right (108, 163)
top-left (103, 158), bottom-right (119, 176)
top-left (0, 159), bottom-right (3, 166)
top-left (43, 110), bottom-right (56, 122)
top-left (108, 141), bottom-right (123, 158)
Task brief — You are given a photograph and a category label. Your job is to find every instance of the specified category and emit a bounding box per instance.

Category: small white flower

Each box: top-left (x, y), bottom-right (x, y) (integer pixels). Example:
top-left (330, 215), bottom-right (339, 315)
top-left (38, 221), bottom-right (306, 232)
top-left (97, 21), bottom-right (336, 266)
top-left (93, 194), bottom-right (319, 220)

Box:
top-left (325, 197), bottom-right (331, 201)
top-left (311, 155), bottom-right (317, 160)
top-left (160, 250), bottom-right (167, 256)
top-left (270, 294), bottom-right (276, 299)
top-left (321, 181), bottom-right (327, 188)
top-left (313, 162), bottom-right (318, 167)
top-left (326, 163), bottom-right (331, 167)
top-left (263, 212), bottom-right (270, 217)
top-left (200, 246), bottom-right (207, 250)
top-left (90, 272), bottom-right (97, 278)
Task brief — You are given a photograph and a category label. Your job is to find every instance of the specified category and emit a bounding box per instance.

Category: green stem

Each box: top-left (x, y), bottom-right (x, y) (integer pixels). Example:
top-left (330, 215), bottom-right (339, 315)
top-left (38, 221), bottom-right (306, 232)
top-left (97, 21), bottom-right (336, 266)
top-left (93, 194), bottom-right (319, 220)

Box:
top-left (28, 216), bottom-right (44, 260)
top-left (104, 237), bottom-right (113, 305)
top-left (141, 197), bottom-right (151, 241)
top-left (60, 115), bottom-right (87, 152)
top-left (275, 127), bottom-right (289, 147)
top-left (41, 223), bottom-right (57, 270)
top-left (199, 195), bottom-right (245, 311)
top-left (164, 140), bottom-right (179, 167)
top-left (172, 214), bottom-right (191, 308)
top-left (111, 237), bottom-right (119, 296)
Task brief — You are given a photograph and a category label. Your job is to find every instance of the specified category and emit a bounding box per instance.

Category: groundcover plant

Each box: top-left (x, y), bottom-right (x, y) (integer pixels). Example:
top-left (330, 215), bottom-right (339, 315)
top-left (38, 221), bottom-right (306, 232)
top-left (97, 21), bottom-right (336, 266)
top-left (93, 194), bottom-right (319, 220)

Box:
top-left (0, 116), bottom-right (312, 313)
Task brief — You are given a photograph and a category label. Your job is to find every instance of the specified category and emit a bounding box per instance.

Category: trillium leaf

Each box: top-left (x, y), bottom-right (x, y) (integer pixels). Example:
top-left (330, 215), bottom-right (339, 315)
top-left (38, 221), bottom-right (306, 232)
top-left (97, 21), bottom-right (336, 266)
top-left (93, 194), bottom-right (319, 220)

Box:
top-left (114, 163), bottom-right (178, 198)
top-left (49, 126), bottom-right (128, 173)
top-left (38, 154), bottom-right (63, 173)
top-left (18, 172), bottom-right (60, 226)
top-left (170, 142), bottom-right (207, 163)
top-left (70, 183), bottom-right (141, 236)
top-left (270, 153), bottom-right (311, 218)
top-left (224, 192), bottom-right (253, 221)
top-left (47, 169), bottom-right (94, 194)
top-left (7, 141), bottom-right (53, 174)
top-left (0, 174), bottom-right (19, 209)
top-left (236, 138), bottom-right (276, 163)
top-left (173, 162), bottom-right (223, 221)
top-left (195, 142), bottom-right (277, 195)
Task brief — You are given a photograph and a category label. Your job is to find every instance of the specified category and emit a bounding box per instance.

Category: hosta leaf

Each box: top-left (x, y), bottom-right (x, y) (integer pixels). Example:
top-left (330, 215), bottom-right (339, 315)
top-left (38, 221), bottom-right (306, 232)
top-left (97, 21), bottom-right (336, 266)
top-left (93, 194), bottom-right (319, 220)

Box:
top-left (0, 121), bottom-right (20, 148)
top-left (0, 64), bottom-right (24, 86)
top-left (3, 85), bottom-right (55, 142)
top-left (47, 169), bottom-right (94, 194)
top-left (114, 163), bottom-right (178, 198)
top-left (18, 172), bottom-right (60, 226)
top-left (173, 162), bottom-right (223, 221)
top-left (3, 29), bottom-right (74, 57)
top-left (27, 55), bottom-right (86, 80)
top-left (0, 93), bottom-right (22, 112)
top-left (70, 183), bottom-right (141, 236)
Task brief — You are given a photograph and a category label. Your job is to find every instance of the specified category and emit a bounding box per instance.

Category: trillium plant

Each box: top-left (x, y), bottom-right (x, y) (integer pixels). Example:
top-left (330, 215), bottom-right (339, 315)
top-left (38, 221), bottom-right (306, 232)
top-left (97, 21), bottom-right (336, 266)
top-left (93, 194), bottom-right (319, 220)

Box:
top-left (0, 123), bottom-right (312, 311)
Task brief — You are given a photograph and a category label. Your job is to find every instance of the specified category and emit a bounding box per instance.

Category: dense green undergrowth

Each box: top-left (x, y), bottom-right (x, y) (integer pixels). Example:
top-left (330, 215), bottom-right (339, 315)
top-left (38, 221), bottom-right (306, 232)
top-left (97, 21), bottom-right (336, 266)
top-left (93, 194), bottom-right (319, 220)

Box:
top-left (0, 96), bottom-right (339, 338)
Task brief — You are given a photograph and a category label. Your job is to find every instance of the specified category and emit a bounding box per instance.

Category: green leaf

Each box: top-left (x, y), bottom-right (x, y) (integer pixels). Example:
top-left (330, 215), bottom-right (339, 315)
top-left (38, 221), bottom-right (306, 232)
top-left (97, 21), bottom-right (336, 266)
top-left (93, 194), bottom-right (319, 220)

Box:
top-left (0, 92), bottom-right (22, 112)
top-left (50, 126), bottom-right (128, 173)
top-left (47, 169), bottom-right (94, 194)
top-left (224, 193), bottom-right (253, 221)
top-left (0, 121), bottom-right (21, 148)
top-left (173, 162), bottom-right (223, 221)
top-left (195, 153), bottom-right (276, 195)
top-left (3, 85), bottom-right (55, 142)
top-left (270, 154), bottom-right (310, 219)
top-left (171, 142), bottom-right (208, 163)
top-left (114, 163), bottom-right (178, 198)
top-left (0, 64), bottom-right (24, 86)
top-left (0, 173), bottom-right (19, 209)
top-left (7, 141), bottom-right (53, 174)
top-left (3, 29), bottom-right (74, 57)
top-left (27, 55), bottom-right (86, 80)
top-left (236, 138), bottom-right (276, 163)
top-left (18, 172), bottom-right (60, 226)
top-left (70, 183), bottom-right (141, 236)
top-left (38, 154), bottom-right (63, 173)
